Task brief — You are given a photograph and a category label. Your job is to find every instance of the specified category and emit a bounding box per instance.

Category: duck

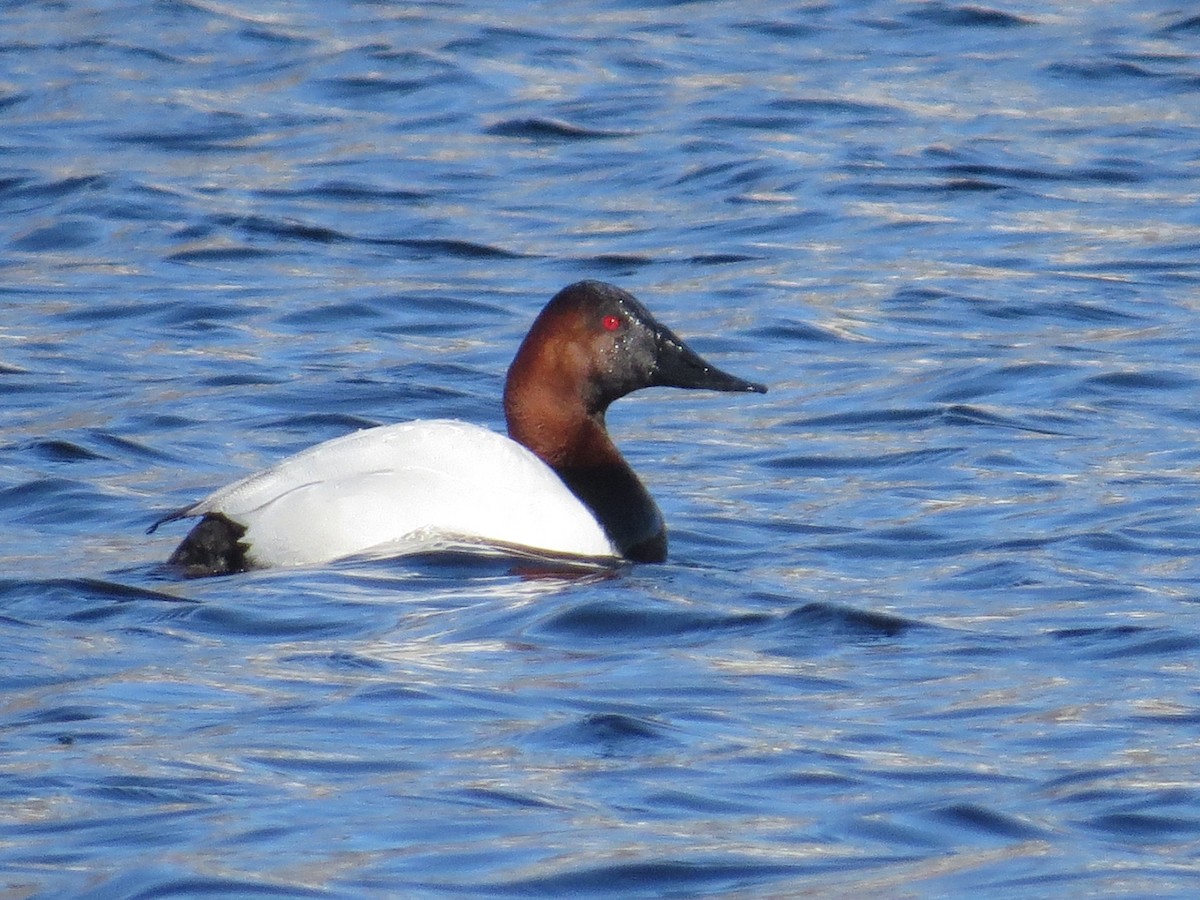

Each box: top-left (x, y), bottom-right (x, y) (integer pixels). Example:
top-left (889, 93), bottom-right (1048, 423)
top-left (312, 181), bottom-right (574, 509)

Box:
top-left (150, 280), bottom-right (766, 575)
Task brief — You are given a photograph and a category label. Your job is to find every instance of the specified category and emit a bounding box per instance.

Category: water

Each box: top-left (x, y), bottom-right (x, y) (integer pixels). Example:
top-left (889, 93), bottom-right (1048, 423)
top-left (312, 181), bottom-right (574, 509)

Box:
top-left (3, 0), bottom-right (1200, 895)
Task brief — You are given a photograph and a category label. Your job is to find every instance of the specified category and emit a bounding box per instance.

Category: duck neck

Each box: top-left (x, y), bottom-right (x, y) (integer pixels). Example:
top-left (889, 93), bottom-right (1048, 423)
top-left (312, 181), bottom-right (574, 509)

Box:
top-left (504, 390), bottom-right (666, 562)
top-left (505, 395), bottom-right (614, 468)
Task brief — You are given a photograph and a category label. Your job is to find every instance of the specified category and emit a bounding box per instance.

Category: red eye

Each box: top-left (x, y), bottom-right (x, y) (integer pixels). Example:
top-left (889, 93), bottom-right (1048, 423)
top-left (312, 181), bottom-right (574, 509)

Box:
top-left (602, 314), bottom-right (621, 332)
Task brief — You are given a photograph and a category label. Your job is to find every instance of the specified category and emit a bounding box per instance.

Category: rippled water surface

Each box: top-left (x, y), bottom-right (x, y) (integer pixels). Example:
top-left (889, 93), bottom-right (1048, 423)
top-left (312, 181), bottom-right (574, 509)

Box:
top-left (4, 1), bottom-right (1200, 896)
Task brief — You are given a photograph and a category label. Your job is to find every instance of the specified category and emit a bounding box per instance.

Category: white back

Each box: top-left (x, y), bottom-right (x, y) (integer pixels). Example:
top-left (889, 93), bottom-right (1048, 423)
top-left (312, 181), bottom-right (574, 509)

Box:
top-left (187, 420), bottom-right (617, 566)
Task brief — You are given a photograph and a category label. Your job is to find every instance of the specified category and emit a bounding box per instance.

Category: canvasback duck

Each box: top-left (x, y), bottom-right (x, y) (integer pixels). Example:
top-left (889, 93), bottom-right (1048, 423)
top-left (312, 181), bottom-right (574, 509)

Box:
top-left (152, 280), bottom-right (766, 575)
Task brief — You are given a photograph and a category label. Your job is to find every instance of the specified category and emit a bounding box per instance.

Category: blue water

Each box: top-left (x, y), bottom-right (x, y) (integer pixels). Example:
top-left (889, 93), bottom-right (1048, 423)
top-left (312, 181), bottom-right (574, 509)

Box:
top-left (3, 1), bottom-right (1200, 895)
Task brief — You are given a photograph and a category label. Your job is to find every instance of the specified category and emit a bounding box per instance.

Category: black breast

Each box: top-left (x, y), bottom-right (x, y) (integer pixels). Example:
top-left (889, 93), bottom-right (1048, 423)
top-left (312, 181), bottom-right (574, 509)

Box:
top-left (555, 463), bottom-right (666, 563)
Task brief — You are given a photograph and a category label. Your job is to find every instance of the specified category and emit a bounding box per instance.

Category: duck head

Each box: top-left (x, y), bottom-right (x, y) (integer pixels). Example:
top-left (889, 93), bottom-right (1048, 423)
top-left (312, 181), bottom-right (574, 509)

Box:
top-left (505, 280), bottom-right (766, 431)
